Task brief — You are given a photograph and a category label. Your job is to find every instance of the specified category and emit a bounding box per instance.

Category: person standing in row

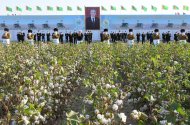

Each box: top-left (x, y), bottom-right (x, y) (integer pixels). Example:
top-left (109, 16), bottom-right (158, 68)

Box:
top-left (162, 32), bottom-right (166, 43)
top-left (174, 32), bottom-right (178, 42)
top-left (150, 31), bottom-right (153, 44)
top-left (33, 32), bottom-right (36, 42)
top-left (141, 32), bottom-right (146, 44)
top-left (65, 32), bottom-right (69, 43)
top-left (153, 29), bottom-right (160, 45)
top-left (46, 32), bottom-right (51, 43)
top-left (127, 29), bottom-right (135, 46)
top-left (89, 31), bottom-right (93, 43)
top-left (2, 28), bottom-right (11, 45)
top-left (17, 32), bottom-right (21, 42)
top-left (42, 32), bottom-right (45, 42)
top-left (37, 31), bottom-right (41, 44)
top-left (17, 32), bottom-right (25, 43)
top-left (146, 32), bottom-right (150, 41)
top-left (186, 32), bottom-right (190, 43)
top-left (102, 29), bottom-right (110, 44)
top-left (69, 32), bottom-right (73, 45)
top-left (21, 31), bottom-right (25, 42)
top-left (136, 33), bottom-right (140, 43)
top-left (77, 30), bottom-right (83, 44)
top-left (73, 31), bottom-right (78, 44)
top-left (86, 31), bottom-right (92, 44)
top-left (60, 32), bottom-right (64, 44)
top-left (52, 28), bottom-right (60, 45)
top-left (166, 31), bottom-right (171, 43)
top-left (179, 29), bottom-right (188, 44)
top-left (27, 29), bottom-right (34, 45)
top-left (100, 31), bottom-right (103, 42)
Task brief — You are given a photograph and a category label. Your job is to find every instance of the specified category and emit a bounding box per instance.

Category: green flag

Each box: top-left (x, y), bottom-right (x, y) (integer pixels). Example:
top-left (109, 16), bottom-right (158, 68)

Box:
top-left (142, 6), bottom-right (147, 12)
top-left (132, 5), bottom-right (137, 11)
top-left (183, 5), bottom-right (189, 11)
top-left (121, 6), bottom-right (126, 10)
top-left (6, 6), bottom-right (12, 12)
top-left (173, 5), bottom-right (179, 10)
top-left (111, 6), bottom-right (116, 10)
top-left (151, 5), bottom-right (157, 12)
top-left (16, 6), bottom-right (22, 12)
top-left (67, 6), bottom-right (72, 11)
top-left (36, 6), bottom-right (42, 11)
top-left (47, 6), bottom-right (53, 11)
top-left (101, 6), bottom-right (107, 11)
top-left (77, 6), bottom-right (82, 11)
top-left (162, 5), bottom-right (168, 10)
top-left (57, 6), bottom-right (63, 11)
top-left (26, 6), bottom-right (32, 11)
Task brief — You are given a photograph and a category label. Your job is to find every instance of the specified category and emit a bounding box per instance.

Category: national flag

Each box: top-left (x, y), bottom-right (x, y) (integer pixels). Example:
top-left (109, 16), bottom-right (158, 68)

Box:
top-left (132, 5), bottom-right (137, 11)
top-left (173, 5), bottom-right (179, 10)
top-left (101, 6), bottom-right (107, 11)
top-left (141, 6), bottom-right (147, 12)
top-left (111, 6), bottom-right (116, 10)
top-left (77, 6), bottom-right (82, 11)
top-left (26, 6), bottom-right (32, 11)
top-left (16, 6), bottom-right (22, 12)
top-left (151, 5), bottom-right (157, 12)
top-left (121, 6), bottom-right (126, 10)
top-left (162, 5), bottom-right (168, 10)
top-left (47, 6), bottom-right (53, 11)
top-left (57, 6), bottom-right (63, 11)
top-left (36, 6), bottom-right (42, 11)
top-left (67, 6), bottom-right (72, 11)
top-left (183, 5), bottom-right (189, 11)
top-left (6, 7), bottom-right (12, 12)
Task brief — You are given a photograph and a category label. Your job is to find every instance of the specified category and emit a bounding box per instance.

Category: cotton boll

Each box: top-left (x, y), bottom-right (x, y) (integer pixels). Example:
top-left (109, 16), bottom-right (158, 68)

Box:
top-left (105, 84), bottom-right (111, 89)
top-left (97, 114), bottom-right (104, 120)
top-left (112, 104), bottom-right (119, 111)
top-left (115, 100), bottom-right (123, 106)
top-left (137, 88), bottom-right (141, 92)
top-left (150, 95), bottom-right (156, 102)
top-left (54, 83), bottom-right (59, 88)
top-left (101, 118), bottom-right (109, 124)
top-left (85, 115), bottom-right (90, 119)
top-left (22, 116), bottom-right (30, 125)
top-left (118, 113), bottom-right (127, 123)
top-left (159, 120), bottom-right (167, 125)
top-left (95, 109), bottom-right (100, 114)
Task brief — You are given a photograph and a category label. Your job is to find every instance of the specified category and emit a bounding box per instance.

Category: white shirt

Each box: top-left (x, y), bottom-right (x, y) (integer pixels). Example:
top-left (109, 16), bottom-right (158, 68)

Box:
top-left (91, 17), bottom-right (95, 22)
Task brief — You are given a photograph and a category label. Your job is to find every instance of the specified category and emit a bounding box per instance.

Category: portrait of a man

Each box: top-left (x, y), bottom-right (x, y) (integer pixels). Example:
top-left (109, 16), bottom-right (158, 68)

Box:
top-left (85, 7), bottom-right (100, 30)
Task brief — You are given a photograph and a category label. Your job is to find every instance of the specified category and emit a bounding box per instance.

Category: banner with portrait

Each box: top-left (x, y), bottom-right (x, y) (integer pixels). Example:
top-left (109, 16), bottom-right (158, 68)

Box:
top-left (85, 7), bottom-right (100, 30)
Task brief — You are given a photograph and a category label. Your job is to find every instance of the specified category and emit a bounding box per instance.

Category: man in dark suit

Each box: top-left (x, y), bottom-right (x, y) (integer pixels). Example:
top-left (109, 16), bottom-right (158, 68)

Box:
top-left (141, 32), bottom-right (145, 44)
top-left (85, 9), bottom-right (100, 30)
top-left (46, 32), bottom-right (50, 43)
top-left (42, 32), bottom-right (45, 42)
top-left (37, 31), bottom-right (42, 42)
top-left (60, 32), bottom-right (64, 44)
top-left (136, 33), bottom-right (140, 43)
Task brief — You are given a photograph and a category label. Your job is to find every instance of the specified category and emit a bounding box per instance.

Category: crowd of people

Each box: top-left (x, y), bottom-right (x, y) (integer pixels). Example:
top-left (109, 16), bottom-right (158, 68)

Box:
top-left (1, 27), bottom-right (189, 46)
top-left (16, 30), bottom-right (94, 45)
top-left (107, 31), bottom-right (190, 44)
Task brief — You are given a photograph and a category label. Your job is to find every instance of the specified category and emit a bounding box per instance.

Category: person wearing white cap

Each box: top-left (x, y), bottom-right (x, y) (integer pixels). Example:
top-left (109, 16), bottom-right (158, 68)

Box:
top-left (153, 29), bottom-right (160, 45)
top-left (127, 29), bottom-right (135, 46)
top-left (2, 28), bottom-right (11, 45)
top-left (27, 29), bottom-right (34, 45)
top-left (102, 29), bottom-right (110, 44)
top-left (52, 28), bottom-right (60, 45)
top-left (178, 29), bottom-right (188, 44)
